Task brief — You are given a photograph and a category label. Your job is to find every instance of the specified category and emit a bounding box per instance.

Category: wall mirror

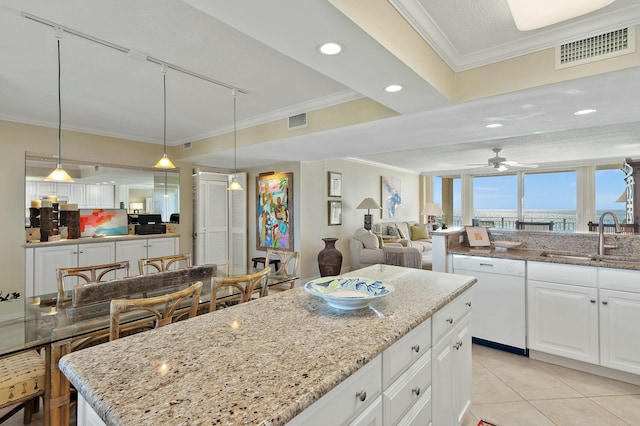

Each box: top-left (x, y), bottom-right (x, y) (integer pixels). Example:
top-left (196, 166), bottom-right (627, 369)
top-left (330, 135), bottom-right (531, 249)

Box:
top-left (25, 153), bottom-right (180, 226)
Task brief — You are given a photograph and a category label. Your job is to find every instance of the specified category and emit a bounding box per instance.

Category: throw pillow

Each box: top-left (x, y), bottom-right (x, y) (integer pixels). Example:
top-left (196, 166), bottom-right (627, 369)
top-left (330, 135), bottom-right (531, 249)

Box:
top-left (376, 234), bottom-right (383, 248)
top-left (395, 222), bottom-right (410, 239)
top-left (387, 227), bottom-right (400, 238)
top-left (395, 226), bottom-right (406, 239)
top-left (354, 228), bottom-right (379, 249)
top-left (411, 225), bottom-right (429, 240)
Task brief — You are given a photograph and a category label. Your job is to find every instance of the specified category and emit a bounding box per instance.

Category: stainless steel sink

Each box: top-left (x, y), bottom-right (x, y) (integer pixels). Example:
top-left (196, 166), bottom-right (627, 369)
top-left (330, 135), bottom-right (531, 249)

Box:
top-left (540, 253), bottom-right (597, 261)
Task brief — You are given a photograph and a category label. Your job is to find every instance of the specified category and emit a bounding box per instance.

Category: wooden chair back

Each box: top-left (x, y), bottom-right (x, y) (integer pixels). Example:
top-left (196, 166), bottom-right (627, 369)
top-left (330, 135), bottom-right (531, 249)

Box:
top-left (109, 281), bottom-right (202, 341)
top-left (210, 267), bottom-right (270, 312)
top-left (515, 221), bottom-right (554, 231)
top-left (138, 253), bottom-right (192, 275)
top-left (57, 261), bottom-right (130, 301)
top-left (265, 248), bottom-right (300, 289)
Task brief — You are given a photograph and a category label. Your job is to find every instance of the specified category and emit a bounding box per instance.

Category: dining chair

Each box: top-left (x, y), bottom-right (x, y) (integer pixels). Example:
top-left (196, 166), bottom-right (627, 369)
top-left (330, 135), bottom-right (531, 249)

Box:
top-left (138, 253), bottom-right (192, 275)
top-left (109, 281), bottom-right (203, 341)
top-left (265, 248), bottom-right (300, 290)
top-left (210, 267), bottom-right (270, 312)
top-left (587, 221), bottom-right (638, 234)
top-left (0, 350), bottom-right (46, 424)
top-left (57, 260), bottom-right (130, 302)
top-left (515, 220), bottom-right (554, 231)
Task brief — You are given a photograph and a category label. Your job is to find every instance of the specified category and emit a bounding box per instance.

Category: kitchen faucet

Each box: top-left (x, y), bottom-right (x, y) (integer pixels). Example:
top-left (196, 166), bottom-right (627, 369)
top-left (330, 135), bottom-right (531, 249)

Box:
top-left (598, 211), bottom-right (621, 257)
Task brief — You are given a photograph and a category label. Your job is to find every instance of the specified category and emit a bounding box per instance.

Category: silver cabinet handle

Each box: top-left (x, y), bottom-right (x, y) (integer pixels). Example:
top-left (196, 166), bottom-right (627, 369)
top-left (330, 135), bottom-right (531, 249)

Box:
top-left (412, 344), bottom-right (420, 353)
top-left (590, 299), bottom-right (596, 303)
top-left (446, 317), bottom-right (454, 324)
top-left (454, 341), bottom-right (463, 350)
top-left (465, 301), bottom-right (472, 307)
top-left (356, 390), bottom-right (367, 402)
top-left (412, 387), bottom-right (421, 396)
top-left (602, 300), bottom-right (608, 305)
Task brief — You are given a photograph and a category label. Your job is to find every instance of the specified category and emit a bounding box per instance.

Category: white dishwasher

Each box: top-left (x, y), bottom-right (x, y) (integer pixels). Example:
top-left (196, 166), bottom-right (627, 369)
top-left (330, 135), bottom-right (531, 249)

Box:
top-left (453, 255), bottom-right (527, 355)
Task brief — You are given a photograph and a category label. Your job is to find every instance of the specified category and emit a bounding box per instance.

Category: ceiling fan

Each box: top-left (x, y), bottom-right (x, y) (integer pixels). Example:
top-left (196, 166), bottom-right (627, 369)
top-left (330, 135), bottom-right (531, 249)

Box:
top-left (467, 148), bottom-right (539, 172)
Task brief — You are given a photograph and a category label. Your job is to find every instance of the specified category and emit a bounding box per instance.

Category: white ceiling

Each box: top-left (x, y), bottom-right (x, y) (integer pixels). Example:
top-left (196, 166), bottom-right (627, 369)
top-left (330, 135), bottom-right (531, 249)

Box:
top-left (2, 0), bottom-right (640, 175)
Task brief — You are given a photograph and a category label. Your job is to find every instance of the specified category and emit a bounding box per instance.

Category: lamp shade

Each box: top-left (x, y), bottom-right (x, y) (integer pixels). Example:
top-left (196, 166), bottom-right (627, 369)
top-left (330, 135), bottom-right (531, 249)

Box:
top-left (421, 202), bottom-right (443, 216)
top-left (357, 197), bottom-right (381, 210)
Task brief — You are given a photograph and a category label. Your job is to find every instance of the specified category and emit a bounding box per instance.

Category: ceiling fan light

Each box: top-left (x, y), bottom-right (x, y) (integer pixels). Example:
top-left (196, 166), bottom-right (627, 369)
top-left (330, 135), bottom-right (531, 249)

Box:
top-left (45, 165), bottom-right (74, 182)
top-left (154, 154), bottom-right (176, 169)
top-left (507, 0), bottom-right (616, 31)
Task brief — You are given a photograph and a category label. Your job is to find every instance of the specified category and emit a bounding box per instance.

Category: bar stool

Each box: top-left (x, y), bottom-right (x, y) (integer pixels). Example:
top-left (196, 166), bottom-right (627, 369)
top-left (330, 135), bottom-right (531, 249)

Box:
top-left (250, 256), bottom-right (280, 271)
top-left (0, 350), bottom-right (46, 424)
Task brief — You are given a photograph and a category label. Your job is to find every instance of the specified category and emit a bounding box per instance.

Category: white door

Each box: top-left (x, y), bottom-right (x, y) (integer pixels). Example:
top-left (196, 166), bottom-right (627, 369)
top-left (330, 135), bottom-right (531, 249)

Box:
top-left (33, 245), bottom-right (77, 296)
top-left (600, 289), bottom-right (640, 375)
top-left (528, 280), bottom-right (599, 364)
top-left (115, 240), bottom-right (148, 276)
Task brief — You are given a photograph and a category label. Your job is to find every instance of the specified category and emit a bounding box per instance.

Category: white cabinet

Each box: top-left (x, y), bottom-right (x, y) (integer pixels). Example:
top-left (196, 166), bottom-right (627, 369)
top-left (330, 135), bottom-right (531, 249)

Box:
top-left (432, 289), bottom-right (472, 426)
top-left (349, 396), bottom-right (382, 426)
top-left (115, 237), bottom-right (177, 276)
top-left (599, 268), bottom-right (640, 376)
top-left (527, 262), bottom-right (599, 364)
top-left (28, 242), bottom-right (115, 296)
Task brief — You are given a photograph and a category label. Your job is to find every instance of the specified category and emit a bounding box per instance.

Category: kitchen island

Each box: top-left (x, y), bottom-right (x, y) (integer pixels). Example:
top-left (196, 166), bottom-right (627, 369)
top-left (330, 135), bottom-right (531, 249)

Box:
top-left (59, 264), bottom-right (475, 425)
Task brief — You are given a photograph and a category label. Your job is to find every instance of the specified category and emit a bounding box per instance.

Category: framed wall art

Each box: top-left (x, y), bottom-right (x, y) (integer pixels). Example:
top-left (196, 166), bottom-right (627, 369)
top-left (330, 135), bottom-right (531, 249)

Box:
top-left (381, 175), bottom-right (402, 219)
top-left (256, 172), bottom-right (294, 251)
top-left (328, 171), bottom-right (342, 197)
top-left (328, 200), bottom-right (342, 226)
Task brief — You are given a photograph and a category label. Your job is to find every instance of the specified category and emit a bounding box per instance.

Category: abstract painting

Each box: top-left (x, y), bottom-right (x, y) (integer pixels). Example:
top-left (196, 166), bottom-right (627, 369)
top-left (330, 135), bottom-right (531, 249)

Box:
top-left (381, 176), bottom-right (402, 219)
top-left (257, 172), bottom-right (294, 251)
top-left (79, 209), bottom-right (128, 237)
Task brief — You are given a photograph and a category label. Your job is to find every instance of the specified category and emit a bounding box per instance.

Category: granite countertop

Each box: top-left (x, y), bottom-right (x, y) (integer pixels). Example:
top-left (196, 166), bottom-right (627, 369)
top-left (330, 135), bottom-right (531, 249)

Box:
top-left (59, 265), bottom-right (475, 426)
top-left (450, 246), bottom-right (640, 271)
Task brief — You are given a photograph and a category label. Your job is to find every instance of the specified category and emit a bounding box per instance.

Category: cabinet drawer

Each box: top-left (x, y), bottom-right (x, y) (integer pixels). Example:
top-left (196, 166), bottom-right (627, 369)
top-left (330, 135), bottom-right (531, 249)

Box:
top-left (383, 349), bottom-right (431, 425)
top-left (432, 289), bottom-right (472, 343)
top-left (397, 386), bottom-right (431, 426)
top-left (599, 268), bottom-right (640, 293)
top-left (528, 261), bottom-right (597, 287)
top-left (287, 355), bottom-right (382, 426)
top-left (382, 318), bottom-right (431, 388)
top-left (453, 255), bottom-right (525, 276)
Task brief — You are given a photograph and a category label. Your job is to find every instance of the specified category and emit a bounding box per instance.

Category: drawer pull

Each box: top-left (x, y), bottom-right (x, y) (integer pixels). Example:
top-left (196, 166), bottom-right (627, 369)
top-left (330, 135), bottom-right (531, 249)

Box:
top-left (446, 317), bottom-right (454, 324)
top-left (356, 390), bottom-right (367, 402)
top-left (590, 299), bottom-right (596, 304)
top-left (602, 300), bottom-right (608, 305)
top-left (411, 344), bottom-right (420, 353)
top-left (412, 387), bottom-right (421, 396)
top-left (454, 341), bottom-right (463, 350)
top-left (465, 301), bottom-right (472, 307)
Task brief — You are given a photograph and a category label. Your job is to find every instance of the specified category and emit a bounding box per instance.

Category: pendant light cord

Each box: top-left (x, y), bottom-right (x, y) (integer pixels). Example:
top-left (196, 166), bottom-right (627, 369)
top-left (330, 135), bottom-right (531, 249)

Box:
top-left (57, 39), bottom-right (62, 168)
top-left (163, 72), bottom-right (167, 156)
top-left (233, 90), bottom-right (237, 175)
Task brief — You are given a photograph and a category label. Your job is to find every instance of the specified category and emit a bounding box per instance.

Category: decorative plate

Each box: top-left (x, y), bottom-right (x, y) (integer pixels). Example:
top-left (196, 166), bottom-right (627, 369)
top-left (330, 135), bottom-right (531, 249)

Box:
top-left (493, 240), bottom-right (522, 249)
top-left (304, 276), bottom-right (395, 310)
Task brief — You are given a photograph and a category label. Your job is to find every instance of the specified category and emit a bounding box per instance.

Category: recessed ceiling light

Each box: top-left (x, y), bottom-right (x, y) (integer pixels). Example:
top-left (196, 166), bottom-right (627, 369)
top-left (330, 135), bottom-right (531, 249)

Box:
top-left (319, 42), bottom-right (342, 55)
top-left (574, 109), bottom-right (597, 115)
top-left (384, 84), bottom-right (403, 93)
top-left (486, 123), bottom-right (503, 129)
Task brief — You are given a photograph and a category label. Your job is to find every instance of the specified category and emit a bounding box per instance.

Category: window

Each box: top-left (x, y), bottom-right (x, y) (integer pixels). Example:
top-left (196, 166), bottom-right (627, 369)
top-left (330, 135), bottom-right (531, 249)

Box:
top-left (473, 175), bottom-right (517, 228)
top-left (595, 168), bottom-right (626, 222)
top-left (523, 171), bottom-right (576, 231)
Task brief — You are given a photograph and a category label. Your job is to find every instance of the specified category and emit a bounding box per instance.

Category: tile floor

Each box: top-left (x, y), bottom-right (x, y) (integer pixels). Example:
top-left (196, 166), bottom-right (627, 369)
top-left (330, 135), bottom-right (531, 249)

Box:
top-left (2, 344), bottom-right (639, 425)
top-left (465, 344), bottom-right (640, 426)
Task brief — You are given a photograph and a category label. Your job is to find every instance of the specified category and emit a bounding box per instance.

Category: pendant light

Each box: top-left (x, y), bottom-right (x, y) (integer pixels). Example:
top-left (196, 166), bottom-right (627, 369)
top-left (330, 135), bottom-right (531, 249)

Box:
top-left (45, 32), bottom-right (74, 182)
top-left (154, 64), bottom-right (176, 169)
top-left (227, 88), bottom-right (243, 191)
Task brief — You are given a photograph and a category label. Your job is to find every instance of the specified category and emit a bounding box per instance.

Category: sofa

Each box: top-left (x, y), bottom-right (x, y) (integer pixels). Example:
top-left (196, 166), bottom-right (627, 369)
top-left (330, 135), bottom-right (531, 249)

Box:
top-left (372, 221), bottom-right (434, 269)
top-left (350, 228), bottom-right (423, 271)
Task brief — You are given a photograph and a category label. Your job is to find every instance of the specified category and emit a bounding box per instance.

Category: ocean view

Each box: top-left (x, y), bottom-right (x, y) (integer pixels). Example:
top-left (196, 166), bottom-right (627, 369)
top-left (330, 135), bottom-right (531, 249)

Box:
top-left (449, 209), bottom-right (627, 231)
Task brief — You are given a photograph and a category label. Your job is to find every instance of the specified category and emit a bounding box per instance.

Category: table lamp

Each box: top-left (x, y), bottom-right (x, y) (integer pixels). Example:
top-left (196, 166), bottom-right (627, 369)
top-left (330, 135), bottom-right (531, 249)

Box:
top-left (356, 197), bottom-right (381, 231)
top-left (421, 202), bottom-right (443, 224)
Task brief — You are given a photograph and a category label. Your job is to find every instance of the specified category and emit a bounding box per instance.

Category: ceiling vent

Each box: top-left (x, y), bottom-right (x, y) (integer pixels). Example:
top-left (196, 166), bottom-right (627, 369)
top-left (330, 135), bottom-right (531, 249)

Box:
top-left (555, 27), bottom-right (635, 70)
top-left (183, 142), bottom-right (192, 150)
top-left (288, 112), bottom-right (307, 130)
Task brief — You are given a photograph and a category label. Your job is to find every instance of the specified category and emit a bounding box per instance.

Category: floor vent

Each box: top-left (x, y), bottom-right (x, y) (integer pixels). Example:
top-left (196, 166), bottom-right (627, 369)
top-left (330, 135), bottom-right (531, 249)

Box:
top-left (183, 142), bottom-right (192, 150)
top-left (288, 112), bottom-right (307, 130)
top-left (555, 27), bottom-right (635, 69)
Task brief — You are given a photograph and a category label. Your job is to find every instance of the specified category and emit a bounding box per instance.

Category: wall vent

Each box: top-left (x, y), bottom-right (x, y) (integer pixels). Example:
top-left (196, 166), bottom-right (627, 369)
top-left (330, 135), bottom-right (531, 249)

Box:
top-left (183, 142), bottom-right (192, 150)
top-left (555, 27), bottom-right (635, 70)
top-left (288, 112), bottom-right (307, 130)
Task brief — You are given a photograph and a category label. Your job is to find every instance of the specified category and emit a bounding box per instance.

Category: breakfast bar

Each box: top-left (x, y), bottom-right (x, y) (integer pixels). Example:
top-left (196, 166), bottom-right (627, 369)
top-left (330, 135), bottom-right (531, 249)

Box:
top-left (59, 265), bottom-right (476, 425)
